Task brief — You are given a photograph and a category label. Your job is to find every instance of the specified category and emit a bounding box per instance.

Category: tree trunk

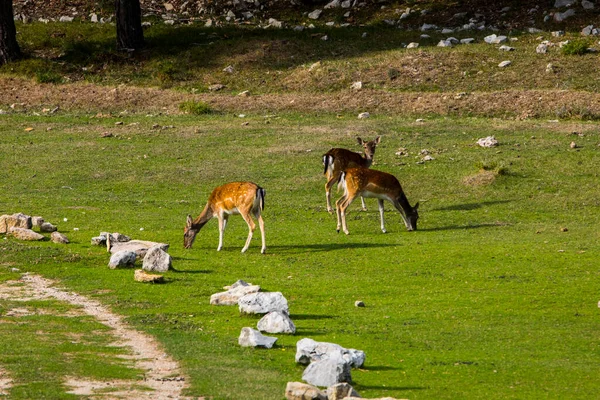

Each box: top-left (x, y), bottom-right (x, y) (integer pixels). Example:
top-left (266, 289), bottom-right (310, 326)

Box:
top-left (0, 0), bottom-right (21, 65)
top-left (115, 0), bottom-right (144, 51)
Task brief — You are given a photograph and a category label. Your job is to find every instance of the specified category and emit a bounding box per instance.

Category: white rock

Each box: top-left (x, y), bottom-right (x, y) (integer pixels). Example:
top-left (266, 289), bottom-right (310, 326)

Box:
top-left (223, 65), bottom-right (234, 73)
top-left (536, 43), bottom-right (548, 54)
top-left (552, 30), bottom-right (565, 37)
top-left (357, 112), bottom-right (370, 119)
top-left (238, 327), bottom-right (277, 348)
top-left (295, 338), bottom-right (366, 368)
top-left (59, 16), bottom-right (74, 22)
top-left (210, 282), bottom-right (261, 306)
top-left (554, 9), bottom-right (576, 22)
top-left (582, 0), bottom-right (595, 9)
top-left (257, 311), bottom-right (296, 333)
top-left (461, 38), bottom-right (475, 44)
top-left (406, 42), bottom-right (419, 48)
top-left (308, 9), bottom-right (323, 20)
top-left (9, 227), bottom-right (44, 241)
top-left (554, 0), bottom-right (577, 7)
top-left (239, 292), bottom-right (289, 314)
top-left (51, 231), bottom-right (69, 244)
top-left (164, 2), bottom-right (174, 11)
top-left (268, 18), bottom-right (283, 28)
top-left (498, 60), bottom-right (512, 68)
top-left (477, 136), bottom-right (499, 147)
top-left (437, 40), bottom-right (453, 47)
top-left (341, 0), bottom-right (352, 8)
top-left (581, 25), bottom-right (594, 35)
top-left (350, 81), bottom-right (362, 90)
top-left (142, 245), bottom-right (172, 273)
top-left (108, 251), bottom-right (137, 269)
top-left (499, 45), bottom-right (515, 51)
top-left (420, 23), bottom-right (438, 31)
top-left (302, 353), bottom-right (352, 388)
top-left (324, 0), bottom-right (340, 9)
top-left (90, 13), bottom-right (98, 23)
top-left (441, 28), bottom-right (454, 34)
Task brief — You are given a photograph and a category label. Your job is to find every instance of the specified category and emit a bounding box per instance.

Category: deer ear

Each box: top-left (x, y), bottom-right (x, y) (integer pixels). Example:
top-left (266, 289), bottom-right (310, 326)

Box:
top-left (374, 136), bottom-right (381, 144)
top-left (186, 215), bottom-right (193, 227)
top-left (356, 137), bottom-right (364, 145)
top-left (413, 202), bottom-right (419, 211)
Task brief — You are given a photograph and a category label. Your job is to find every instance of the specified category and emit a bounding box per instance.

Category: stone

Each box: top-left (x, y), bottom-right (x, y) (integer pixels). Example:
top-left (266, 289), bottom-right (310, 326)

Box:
top-left (536, 43), bottom-right (548, 54)
top-left (499, 45), bottom-right (515, 51)
top-left (239, 292), bottom-right (289, 314)
top-left (210, 281), bottom-right (261, 305)
top-left (108, 251), bottom-right (137, 269)
top-left (51, 231), bottom-right (69, 244)
top-left (302, 353), bottom-right (352, 388)
top-left (554, 0), bottom-right (577, 7)
top-left (238, 327), bottom-right (277, 348)
top-left (357, 112), bottom-right (370, 119)
top-left (582, 0), bottom-right (595, 9)
top-left (59, 16), bottom-right (74, 22)
top-left (90, 13), bottom-right (98, 23)
top-left (406, 42), bottom-right (419, 49)
top-left (581, 25), bottom-right (594, 36)
top-left (554, 9), bottom-right (576, 22)
top-left (110, 232), bottom-right (131, 243)
top-left (552, 30), bottom-right (565, 37)
top-left (142, 245), bottom-right (172, 273)
top-left (40, 222), bottom-right (57, 233)
top-left (257, 311), bottom-right (296, 334)
top-left (324, 0), bottom-right (340, 9)
top-left (477, 136), bottom-right (499, 147)
top-left (461, 38), bottom-right (475, 44)
top-left (9, 227), bottom-right (44, 241)
top-left (31, 216), bottom-right (44, 228)
top-left (91, 236), bottom-right (106, 246)
top-left (164, 2), bottom-right (174, 11)
top-left (327, 382), bottom-right (360, 400)
top-left (498, 60), bottom-right (512, 68)
top-left (355, 300), bottom-right (365, 307)
top-left (208, 84), bottom-right (225, 91)
top-left (308, 10), bottom-right (323, 20)
top-left (0, 213), bottom-right (32, 234)
top-left (109, 240), bottom-right (169, 259)
top-left (420, 23), bottom-right (438, 31)
top-left (351, 81), bottom-right (363, 90)
top-left (285, 382), bottom-right (326, 400)
top-left (296, 338), bottom-right (366, 368)
top-left (546, 63), bottom-right (556, 73)
top-left (437, 39), bottom-right (452, 47)
top-left (268, 18), bottom-right (283, 28)
top-left (341, 0), bottom-right (352, 8)
top-left (134, 269), bottom-right (164, 283)
top-left (223, 65), bottom-right (234, 73)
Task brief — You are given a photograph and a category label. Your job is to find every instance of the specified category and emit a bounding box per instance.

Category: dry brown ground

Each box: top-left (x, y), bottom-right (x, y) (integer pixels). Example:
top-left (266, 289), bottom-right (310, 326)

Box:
top-left (2, 77), bottom-right (600, 119)
top-left (0, 274), bottom-right (193, 399)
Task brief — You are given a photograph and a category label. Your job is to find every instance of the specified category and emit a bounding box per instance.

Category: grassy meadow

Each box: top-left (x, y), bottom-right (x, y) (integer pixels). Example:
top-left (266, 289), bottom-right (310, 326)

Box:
top-left (1, 111), bottom-right (599, 399)
top-left (1, 15), bottom-right (600, 400)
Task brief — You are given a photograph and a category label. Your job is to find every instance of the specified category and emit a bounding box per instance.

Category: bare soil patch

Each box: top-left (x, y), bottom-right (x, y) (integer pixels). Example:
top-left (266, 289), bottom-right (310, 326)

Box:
top-left (2, 77), bottom-right (600, 119)
top-left (0, 274), bottom-right (192, 399)
top-left (463, 170), bottom-right (499, 186)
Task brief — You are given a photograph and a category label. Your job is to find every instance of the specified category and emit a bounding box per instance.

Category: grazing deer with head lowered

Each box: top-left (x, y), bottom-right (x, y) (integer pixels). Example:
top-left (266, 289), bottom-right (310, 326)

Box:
top-left (336, 167), bottom-right (419, 235)
top-left (323, 136), bottom-right (381, 213)
top-left (184, 182), bottom-right (266, 254)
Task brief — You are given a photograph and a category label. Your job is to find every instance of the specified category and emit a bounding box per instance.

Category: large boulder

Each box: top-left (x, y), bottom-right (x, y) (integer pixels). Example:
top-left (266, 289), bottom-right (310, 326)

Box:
top-left (9, 227), bottom-right (44, 241)
top-left (40, 222), bottom-right (57, 233)
top-left (0, 213), bottom-right (32, 234)
top-left (285, 382), bottom-right (327, 400)
top-left (257, 311), bottom-right (296, 334)
top-left (51, 231), bottom-right (69, 244)
top-left (296, 338), bottom-right (365, 368)
top-left (210, 280), bottom-right (261, 305)
top-left (142, 245), bottom-right (172, 273)
top-left (108, 251), bottom-right (137, 269)
top-left (134, 269), bottom-right (164, 283)
top-left (238, 292), bottom-right (289, 314)
top-left (109, 240), bottom-right (169, 259)
top-left (238, 327), bottom-right (277, 348)
top-left (302, 352), bottom-right (352, 388)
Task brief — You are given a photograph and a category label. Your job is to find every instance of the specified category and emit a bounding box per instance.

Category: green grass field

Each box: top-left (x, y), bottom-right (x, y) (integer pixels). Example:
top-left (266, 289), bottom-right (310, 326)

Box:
top-left (1, 111), bottom-right (599, 399)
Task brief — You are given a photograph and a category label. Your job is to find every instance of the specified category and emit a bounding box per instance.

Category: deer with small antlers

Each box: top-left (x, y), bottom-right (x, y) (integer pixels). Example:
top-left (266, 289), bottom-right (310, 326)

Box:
top-left (184, 181), bottom-right (266, 254)
top-left (322, 136), bottom-right (381, 213)
top-left (336, 167), bottom-right (419, 235)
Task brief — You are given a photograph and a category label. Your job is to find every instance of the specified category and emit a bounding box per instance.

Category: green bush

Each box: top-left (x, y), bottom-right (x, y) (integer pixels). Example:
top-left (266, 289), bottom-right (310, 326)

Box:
top-left (35, 70), bottom-right (63, 84)
top-left (178, 100), bottom-right (213, 115)
top-left (561, 39), bottom-right (591, 55)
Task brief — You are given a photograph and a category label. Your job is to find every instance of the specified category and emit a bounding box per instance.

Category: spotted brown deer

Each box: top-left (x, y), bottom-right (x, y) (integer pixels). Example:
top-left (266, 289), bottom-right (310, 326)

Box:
top-left (322, 136), bottom-right (381, 213)
top-left (184, 182), bottom-right (266, 254)
top-left (335, 167), bottom-right (419, 235)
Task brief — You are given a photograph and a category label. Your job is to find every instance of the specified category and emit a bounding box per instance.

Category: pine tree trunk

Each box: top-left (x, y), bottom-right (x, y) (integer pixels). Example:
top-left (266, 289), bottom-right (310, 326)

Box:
top-left (115, 0), bottom-right (144, 51)
top-left (0, 0), bottom-right (21, 65)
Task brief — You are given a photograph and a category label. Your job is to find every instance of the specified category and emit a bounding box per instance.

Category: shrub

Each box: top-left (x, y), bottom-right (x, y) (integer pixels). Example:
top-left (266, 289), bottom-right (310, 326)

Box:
top-left (36, 70), bottom-right (63, 84)
top-left (178, 101), bottom-right (213, 115)
top-left (561, 39), bottom-right (591, 55)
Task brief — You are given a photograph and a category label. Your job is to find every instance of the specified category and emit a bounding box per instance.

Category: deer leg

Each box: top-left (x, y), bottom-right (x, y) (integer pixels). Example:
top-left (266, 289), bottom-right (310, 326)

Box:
top-left (337, 195), bottom-right (355, 235)
top-left (257, 214), bottom-right (266, 254)
top-left (325, 172), bottom-right (340, 214)
top-left (378, 199), bottom-right (387, 233)
top-left (240, 212), bottom-right (256, 253)
top-left (392, 200), bottom-right (410, 230)
top-left (361, 196), bottom-right (368, 211)
top-left (216, 214), bottom-right (227, 251)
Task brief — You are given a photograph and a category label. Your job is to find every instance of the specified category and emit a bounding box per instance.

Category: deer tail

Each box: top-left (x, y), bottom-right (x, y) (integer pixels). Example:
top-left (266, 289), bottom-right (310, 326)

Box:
top-left (323, 154), bottom-right (334, 176)
top-left (257, 187), bottom-right (266, 211)
top-left (337, 171), bottom-right (348, 194)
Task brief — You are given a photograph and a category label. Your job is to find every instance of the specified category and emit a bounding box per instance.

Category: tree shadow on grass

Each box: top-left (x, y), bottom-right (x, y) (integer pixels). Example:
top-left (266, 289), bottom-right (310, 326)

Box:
top-left (269, 242), bottom-right (397, 254)
top-left (355, 384), bottom-right (428, 391)
top-left (420, 222), bottom-right (511, 232)
top-left (291, 314), bottom-right (335, 321)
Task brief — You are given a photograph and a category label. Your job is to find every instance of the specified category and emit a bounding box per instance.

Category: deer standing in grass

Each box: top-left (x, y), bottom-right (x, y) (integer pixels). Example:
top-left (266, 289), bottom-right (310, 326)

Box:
top-left (336, 167), bottom-right (419, 235)
top-left (323, 136), bottom-right (381, 213)
top-left (184, 182), bottom-right (266, 254)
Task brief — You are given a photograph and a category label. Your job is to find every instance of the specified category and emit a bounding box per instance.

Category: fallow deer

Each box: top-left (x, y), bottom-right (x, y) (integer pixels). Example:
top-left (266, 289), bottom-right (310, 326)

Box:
top-left (335, 167), bottom-right (419, 235)
top-left (184, 182), bottom-right (266, 254)
top-left (323, 136), bottom-right (381, 213)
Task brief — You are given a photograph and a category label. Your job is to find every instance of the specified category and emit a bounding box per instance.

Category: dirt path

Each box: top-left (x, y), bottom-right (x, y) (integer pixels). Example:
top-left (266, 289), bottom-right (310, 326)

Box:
top-left (0, 273), bottom-right (192, 399)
